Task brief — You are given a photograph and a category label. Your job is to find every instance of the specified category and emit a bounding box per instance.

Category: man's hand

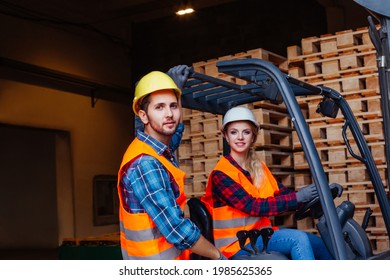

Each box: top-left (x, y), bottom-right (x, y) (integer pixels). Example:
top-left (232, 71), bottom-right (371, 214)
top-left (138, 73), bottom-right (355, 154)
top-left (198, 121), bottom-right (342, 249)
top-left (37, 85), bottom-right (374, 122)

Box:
top-left (167, 65), bottom-right (191, 90)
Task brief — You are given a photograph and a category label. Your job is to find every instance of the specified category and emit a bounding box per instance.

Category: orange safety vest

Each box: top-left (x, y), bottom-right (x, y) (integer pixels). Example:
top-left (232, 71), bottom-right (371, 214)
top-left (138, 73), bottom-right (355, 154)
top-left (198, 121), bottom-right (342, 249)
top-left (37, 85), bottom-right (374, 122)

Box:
top-left (117, 138), bottom-right (190, 260)
top-left (201, 156), bottom-right (280, 258)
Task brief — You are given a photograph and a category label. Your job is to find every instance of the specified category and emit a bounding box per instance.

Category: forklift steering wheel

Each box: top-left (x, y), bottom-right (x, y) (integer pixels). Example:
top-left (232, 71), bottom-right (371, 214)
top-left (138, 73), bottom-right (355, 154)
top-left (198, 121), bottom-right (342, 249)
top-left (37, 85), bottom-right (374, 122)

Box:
top-left (295, 187), bottom-right (339, 220)
top-left (295, 196), bottom-right (321, 220)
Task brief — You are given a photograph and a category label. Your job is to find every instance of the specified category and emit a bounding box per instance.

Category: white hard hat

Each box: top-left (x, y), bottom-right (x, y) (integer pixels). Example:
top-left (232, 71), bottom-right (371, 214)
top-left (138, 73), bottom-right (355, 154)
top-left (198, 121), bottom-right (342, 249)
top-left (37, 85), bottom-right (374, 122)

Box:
top-left (221, 106), bottom-right (260, 132)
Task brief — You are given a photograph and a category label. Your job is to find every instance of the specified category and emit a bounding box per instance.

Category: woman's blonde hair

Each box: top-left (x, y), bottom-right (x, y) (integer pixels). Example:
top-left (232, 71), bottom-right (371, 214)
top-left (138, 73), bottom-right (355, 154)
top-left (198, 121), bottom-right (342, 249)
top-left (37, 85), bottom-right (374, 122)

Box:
top-left (246, 147), bottom-right (263, 188)
top-left (244, 123), bottom-right (264, 188)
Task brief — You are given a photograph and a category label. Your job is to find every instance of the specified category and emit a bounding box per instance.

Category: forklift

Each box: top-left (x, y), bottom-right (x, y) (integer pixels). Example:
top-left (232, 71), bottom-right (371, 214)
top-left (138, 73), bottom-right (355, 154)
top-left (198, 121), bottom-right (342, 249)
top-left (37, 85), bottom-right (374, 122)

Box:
top-left (180, 0), bottom-right (390, 260)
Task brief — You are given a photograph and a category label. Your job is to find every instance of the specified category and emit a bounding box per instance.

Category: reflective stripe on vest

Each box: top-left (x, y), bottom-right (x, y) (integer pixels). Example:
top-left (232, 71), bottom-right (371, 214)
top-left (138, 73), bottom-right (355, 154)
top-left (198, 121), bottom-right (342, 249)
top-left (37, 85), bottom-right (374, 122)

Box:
top-left (117, 138), bottom-right (190, 260)
top-left (201, 157), bottom-right (280, 258)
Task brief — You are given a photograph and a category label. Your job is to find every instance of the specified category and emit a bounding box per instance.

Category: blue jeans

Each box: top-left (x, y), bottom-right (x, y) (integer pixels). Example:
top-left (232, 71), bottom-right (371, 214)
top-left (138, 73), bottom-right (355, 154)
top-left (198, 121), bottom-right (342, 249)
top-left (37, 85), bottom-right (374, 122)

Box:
top-left (233, 228), bottom-right (333, 260)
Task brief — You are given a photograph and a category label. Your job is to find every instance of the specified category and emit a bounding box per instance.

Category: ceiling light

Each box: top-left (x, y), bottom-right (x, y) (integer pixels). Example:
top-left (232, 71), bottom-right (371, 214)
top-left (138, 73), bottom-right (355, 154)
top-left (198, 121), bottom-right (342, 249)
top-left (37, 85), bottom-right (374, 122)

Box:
top-left (176, 7), bottom-right (195, 16)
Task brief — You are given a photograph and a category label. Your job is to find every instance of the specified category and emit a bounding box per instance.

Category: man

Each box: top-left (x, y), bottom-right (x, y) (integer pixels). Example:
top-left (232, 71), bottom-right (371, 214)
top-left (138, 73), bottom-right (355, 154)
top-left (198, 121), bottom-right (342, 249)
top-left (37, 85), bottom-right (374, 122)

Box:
top-left (117, 66), bottom-right (224, 260)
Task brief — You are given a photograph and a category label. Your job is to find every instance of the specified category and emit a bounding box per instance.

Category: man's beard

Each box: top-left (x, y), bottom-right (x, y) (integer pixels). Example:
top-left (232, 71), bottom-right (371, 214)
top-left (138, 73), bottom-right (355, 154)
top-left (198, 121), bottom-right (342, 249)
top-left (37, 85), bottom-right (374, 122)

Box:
top-left (149, 119), bottom-right (177, 136)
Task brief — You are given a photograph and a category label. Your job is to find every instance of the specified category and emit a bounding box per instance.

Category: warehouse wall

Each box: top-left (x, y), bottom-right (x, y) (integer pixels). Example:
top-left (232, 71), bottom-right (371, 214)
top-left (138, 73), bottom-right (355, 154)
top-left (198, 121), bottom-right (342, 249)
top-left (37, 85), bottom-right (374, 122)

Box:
top-left (0, 13), bottom-right (133, 248)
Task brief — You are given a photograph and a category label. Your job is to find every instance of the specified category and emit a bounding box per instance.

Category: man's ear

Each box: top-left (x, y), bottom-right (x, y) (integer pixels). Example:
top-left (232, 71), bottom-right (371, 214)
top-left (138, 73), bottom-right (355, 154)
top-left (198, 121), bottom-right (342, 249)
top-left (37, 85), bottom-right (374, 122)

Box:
top-left (138, 110), bottom-right (149, 125)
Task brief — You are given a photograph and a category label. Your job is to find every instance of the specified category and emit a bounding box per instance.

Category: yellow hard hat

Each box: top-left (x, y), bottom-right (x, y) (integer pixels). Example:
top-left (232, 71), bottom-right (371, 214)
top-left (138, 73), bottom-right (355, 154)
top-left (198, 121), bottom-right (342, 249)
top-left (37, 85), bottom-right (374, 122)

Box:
top-left (132, 71), bottom-right (181, 115)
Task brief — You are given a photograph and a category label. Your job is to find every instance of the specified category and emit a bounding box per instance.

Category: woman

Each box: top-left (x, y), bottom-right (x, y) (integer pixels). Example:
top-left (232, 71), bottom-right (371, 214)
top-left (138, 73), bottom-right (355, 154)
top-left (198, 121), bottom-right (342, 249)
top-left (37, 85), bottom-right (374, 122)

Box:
top-left (201, 106), bottom-right (334, 260)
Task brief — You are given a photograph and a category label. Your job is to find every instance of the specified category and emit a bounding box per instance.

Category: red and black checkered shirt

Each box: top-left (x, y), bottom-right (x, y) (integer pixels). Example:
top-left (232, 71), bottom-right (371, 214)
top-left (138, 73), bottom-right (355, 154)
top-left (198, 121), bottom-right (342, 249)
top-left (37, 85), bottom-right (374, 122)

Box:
top-left (209, 155), bottom-right (298, 217)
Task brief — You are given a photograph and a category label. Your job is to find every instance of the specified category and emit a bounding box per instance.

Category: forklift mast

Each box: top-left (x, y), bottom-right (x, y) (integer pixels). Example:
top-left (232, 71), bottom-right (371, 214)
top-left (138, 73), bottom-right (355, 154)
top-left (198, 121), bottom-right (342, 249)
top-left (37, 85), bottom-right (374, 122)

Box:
top-left (181, 57), bottom-right (390, 260)
top-left (354, 0), bottom-right (390, 199)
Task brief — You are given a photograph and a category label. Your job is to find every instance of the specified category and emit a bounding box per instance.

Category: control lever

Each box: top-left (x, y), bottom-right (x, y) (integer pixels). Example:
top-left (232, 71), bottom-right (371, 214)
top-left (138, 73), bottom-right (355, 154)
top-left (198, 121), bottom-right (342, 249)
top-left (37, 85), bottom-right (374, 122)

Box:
top-left (259, 227), bottom-right (274, 254)
top-left (361, 208), bottom-right (373, 230)
top-left (248, 230), bottom-right (261, 255)
top-left (236, 230), bottom-right (254, 255)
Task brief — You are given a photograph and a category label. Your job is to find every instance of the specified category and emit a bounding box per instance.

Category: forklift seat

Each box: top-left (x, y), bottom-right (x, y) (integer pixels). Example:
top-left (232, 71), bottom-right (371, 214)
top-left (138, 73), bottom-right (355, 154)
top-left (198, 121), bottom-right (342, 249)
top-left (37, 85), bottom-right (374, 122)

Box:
top-left (187, 197), bottom-right (214, 259)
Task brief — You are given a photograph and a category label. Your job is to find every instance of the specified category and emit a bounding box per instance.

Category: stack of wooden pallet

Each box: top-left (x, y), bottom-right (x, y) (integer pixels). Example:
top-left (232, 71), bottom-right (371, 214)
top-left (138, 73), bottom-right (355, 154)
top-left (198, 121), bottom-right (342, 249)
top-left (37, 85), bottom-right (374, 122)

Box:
top-left (178, 48), bottom-right (299, 226)
top-left (180, 108), bottom-right (223, 197)
top-left (287, 26), bottom-right (389, 253)
top-left (179, 48), bottom-right (287, 198)
top-left (250, 103), bottom-right (296, 227)
top-left (252, 106), bottom-right (294, 186)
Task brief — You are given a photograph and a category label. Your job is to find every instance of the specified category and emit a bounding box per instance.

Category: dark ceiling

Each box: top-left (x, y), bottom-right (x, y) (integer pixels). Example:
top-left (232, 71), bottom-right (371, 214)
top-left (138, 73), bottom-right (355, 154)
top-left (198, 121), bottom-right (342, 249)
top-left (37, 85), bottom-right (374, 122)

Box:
top-left (8, 0), bottom-right (240, 21)
top-left (0, 0), bottom-right (373, 98)
top-left (0, 0), bottom-right (249, 62)
top-left (0, 0), bottom-right (370, 44)
top-left (0, 0), bottom-right (241, 36)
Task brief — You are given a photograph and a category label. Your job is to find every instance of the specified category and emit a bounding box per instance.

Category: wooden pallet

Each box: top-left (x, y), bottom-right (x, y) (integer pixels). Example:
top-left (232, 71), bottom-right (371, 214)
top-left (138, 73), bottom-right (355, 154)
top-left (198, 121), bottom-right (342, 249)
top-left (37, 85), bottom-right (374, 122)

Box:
top-left (180, 159), bottom-right (194, 175)
top-left (254, 129), bottom-right (293, 150)
top-left (188, 114), bottom-right (222, 135)
top-left (317, 164), bottom-right (386, 186)
top-left (178, 140), bottom-right (192, 159)
top-left (369, 234), bottom-right (390, 255)
top-left (190, 136), bottom-right (223, 157)
top-left (253, 108), bottom-right (292, 131)
top-left (191, 156), bottom-right (220, 175)
top-left (294, 141), bottom-right (386, 170)
top-left (256, 149), bottom-right (293, 169)
top-left (193, 48), bottom-right (287, 78)
top-left (288, 27), bottom-right (375, 60)
top-left (295, 48), bottom-right (376, 76)
top-left (184, 174), bottom-right (208, 197)
top-left (271, 170), bottom-right (295, 188)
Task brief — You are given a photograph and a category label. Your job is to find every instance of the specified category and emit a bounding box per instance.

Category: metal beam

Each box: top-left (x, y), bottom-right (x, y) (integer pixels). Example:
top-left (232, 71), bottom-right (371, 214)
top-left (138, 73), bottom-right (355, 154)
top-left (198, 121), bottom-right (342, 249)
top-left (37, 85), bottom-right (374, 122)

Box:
top-left (0, 57), bottom-right (131, 106)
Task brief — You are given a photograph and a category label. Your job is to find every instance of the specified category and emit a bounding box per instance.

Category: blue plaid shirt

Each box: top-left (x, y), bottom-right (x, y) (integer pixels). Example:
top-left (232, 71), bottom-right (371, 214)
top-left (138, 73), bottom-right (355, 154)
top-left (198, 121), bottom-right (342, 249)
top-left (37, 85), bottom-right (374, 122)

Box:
top-left (119, 123), bottom-right (200, 250)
